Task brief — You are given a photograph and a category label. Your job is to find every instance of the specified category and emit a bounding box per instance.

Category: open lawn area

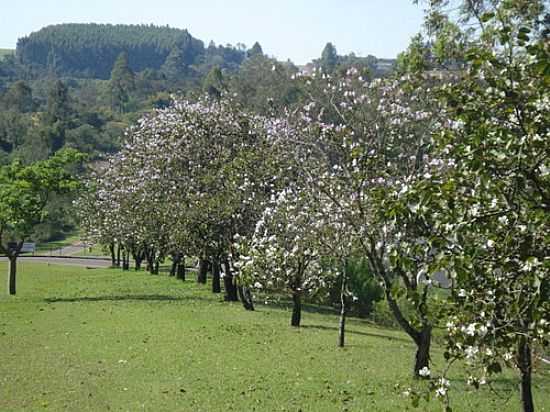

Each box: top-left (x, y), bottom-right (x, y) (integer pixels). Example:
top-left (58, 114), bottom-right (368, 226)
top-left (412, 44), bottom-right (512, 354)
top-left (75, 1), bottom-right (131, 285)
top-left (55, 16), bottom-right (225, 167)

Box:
top-left (1, 263), bottom-right (549, 411)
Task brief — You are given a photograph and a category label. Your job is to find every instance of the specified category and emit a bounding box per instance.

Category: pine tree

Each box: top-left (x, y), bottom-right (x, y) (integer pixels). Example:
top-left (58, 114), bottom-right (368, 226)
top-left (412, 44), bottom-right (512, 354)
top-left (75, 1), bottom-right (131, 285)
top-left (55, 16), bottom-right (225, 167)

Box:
top-left (109, 52), bottom-right (135, 113)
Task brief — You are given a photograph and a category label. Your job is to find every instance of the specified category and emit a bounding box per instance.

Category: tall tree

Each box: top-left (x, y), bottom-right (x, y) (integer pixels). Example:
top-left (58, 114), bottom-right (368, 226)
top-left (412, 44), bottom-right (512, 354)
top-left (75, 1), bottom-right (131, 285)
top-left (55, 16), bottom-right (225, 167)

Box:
top-left (247, 42), bottom-right (264, 58)
top-left (320, 42), bottom-right (338, 72)
top-left (161, 47), bottom-right (187, 82)
top-left (109, 52), bottom-right (135, 113)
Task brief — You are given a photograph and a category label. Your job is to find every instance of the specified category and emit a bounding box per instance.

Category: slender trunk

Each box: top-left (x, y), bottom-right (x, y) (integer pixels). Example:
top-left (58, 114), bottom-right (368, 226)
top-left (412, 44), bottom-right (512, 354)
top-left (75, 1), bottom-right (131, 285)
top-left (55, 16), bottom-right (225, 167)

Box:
top-left (518, 337), bottom-right (535, 412)
top-left (146, 249), bottom-right (155, 274)
top-left (8, 255), bottom-right (17, 295)
top-left (109, 243), bottom-right (116, 266)
top-left (291, 291), bottom-right (302, 327)
top-left (116, 244), bottom-right (121, 267)
top-left (238, 286), bottom-right (255, 311)
top-left (197, 258), bottom-right (208, 284)
top-left (413, 325), bottom-right (432, 378)
top-left (338, 269), bottom-right (348, 347)
top-left (134, 252), bottom-right (143, 271)
top-left (122, 249), bottom-right (129, 271)
top-left (169, 256), bottom-right (178, 276)
top-left (223, 260), bottom-right (238, 301)
top-left (153, 260), bottom-right (160, 275)
top-left (176, 257), bottom-right (186, 281)
top-left (212, 259), bottom-right (221, 293)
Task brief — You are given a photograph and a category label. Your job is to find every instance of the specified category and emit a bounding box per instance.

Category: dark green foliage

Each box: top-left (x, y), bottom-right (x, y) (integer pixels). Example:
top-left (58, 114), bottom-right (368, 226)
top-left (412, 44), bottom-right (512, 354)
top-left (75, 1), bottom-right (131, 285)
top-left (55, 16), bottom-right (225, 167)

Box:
top-left (328, 259), bottom-right (384, 317)
top-left (247, 42), bottom-right (264, 58)
top-left (203, 66), bottom-right (226, 98)
top-left (320, 42), bottom-right (339, 72)
top-left (17, 23), bottom-right (205, 79)
top-left (109, 52), bottom-right (135, 113)
top-left (1, 80), bottom-right (34, 112)
top-left (0, 111), bottom-right (30, 153)
top-left (45, 80), bottom-right (72, 124)
top-left (161, 47), bottom-right (187, 81)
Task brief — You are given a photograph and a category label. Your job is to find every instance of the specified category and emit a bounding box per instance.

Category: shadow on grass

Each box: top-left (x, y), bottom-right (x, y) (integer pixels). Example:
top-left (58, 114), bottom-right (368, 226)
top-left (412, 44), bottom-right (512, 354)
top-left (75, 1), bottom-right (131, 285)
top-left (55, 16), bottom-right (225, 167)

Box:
top-left (265, 300), bottom-right (340, 316)
top-left (300, 324), bottom-right (410, 343)
top-left (44, 294), bottom-right (212, 303)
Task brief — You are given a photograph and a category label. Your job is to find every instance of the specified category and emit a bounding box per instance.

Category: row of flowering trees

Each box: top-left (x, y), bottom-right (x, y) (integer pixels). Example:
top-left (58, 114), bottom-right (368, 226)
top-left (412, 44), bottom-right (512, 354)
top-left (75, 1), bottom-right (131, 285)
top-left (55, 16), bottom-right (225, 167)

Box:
top-left (78, 1), bottom-right (548, 410)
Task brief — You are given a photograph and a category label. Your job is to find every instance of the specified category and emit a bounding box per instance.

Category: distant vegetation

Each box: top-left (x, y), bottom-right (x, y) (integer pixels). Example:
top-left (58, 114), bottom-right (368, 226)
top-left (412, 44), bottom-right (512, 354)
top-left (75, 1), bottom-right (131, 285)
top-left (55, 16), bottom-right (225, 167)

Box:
top-left (18, 24), bottom-right (221, 78)
top-left (0, 23), bottom-right (394, 243)
top-left (0, 49), bottom-right (14, 60)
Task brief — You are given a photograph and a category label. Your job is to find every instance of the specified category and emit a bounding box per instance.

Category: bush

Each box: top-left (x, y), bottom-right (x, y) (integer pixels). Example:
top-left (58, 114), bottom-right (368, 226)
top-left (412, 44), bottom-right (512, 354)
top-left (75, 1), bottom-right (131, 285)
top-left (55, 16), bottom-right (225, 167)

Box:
top-left (327, 258), bottom-right (384, 317)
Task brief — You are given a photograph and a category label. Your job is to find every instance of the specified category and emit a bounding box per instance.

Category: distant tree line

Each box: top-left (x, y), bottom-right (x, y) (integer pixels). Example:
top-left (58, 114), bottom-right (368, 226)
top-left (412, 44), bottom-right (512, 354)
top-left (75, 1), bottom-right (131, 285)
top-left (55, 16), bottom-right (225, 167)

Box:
top-left (15, 23), bottom-right (251, 79)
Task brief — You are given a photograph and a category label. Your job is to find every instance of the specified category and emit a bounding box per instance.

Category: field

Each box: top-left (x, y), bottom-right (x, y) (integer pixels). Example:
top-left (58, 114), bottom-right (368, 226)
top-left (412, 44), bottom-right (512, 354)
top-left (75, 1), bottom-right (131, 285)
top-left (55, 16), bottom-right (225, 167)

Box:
top-left (0, 48), bottom-right (14, 60)
top-left (1, 263), bottom-right (549, 411)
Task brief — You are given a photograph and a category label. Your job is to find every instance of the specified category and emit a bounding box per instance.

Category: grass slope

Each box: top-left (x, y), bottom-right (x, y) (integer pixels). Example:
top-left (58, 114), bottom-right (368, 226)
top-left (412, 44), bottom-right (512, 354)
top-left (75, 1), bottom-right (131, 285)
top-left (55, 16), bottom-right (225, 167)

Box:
top-left (0, 48), bottom-right (14, 60)
top-left (1, 263), bottom-right (548, 411)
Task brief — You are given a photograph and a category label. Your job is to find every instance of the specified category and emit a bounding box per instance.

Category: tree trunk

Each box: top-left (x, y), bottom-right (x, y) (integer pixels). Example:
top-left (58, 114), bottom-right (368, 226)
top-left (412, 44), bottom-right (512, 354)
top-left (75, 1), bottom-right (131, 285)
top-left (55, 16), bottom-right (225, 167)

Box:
top-left (223, 260), bottom-right (238, 301)
top-left (176, 257), bottom-right (186, 281)
top-left (291, 291), bottom-right (302, 327)
top-left (238, 286), bottom-right (255, 311)
top-left (212, 259), bottom-right (221, 293)
top-left (134, 252), bottom-right (143, 271)
top-left (116, 244), bottom-right (121, 267)
top-left (109, 243), bottom-right (116, 266)
top-left (518, 337), bottom-right (535, 412)
top-left (413, 325), bottom-right (432, 378)
top-left (197, 258), bottom-right (208, 284)
top-left (338, 270), bottom-right (347, 347)
top-left (169, 255), bottom-right (178, 276)
top-left (8, 255), bottom-right (17, 295)
top-left (122, 249), bottom-right (129, 271)
top-left (146, 249), bottom-right (155, 274)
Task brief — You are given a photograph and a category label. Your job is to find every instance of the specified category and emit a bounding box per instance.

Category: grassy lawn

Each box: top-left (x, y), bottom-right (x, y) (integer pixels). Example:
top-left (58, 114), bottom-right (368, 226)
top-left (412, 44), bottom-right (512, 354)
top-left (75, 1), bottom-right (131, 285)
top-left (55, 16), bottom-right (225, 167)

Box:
top-left (0, 263), bottom-right (548, 411)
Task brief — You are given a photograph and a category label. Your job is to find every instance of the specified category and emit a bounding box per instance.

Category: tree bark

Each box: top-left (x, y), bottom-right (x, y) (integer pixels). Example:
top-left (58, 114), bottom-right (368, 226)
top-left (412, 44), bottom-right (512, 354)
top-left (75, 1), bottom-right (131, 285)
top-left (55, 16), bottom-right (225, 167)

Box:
top-left (116, 243), bottom-right (121, 267)
top-left (134, 252), bottom-right (143, 271)
top-left (8, 255), bottom-right (17, 295)
top-left (109, 243), bottom-right (116, 267)
top-left (338, 269), bottom-right (348, 347)
top-left (176, 257), bottom-right (186, 281)
top-left (223, 260), bottom-right (238, 301)
top-left (122, 249), bottom-right (130, 271)
top-left (413, 325), bottom-right (432, 378)
top-left (197, 258), bottom-right (208, 284)
top-left (518, 337), bottom-right (535, 412)
top-left (169, 255), bottom-right (178, 276)
top-left (212, 259), bottom-right (221, 293)
top-left (291, 291), bottom-right (302, 327)
top-left (238, 286), bottom-right (255, 310)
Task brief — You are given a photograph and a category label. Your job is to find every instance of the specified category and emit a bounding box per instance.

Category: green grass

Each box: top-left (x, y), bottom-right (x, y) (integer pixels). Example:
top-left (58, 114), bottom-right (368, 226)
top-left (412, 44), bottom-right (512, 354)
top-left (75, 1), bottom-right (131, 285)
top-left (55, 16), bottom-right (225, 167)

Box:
top-left (72, 243), bottom-right (109, 257)
top-left (0, 48), bottom-right (14, 60)
top-left (1, 263), bottom-right (548, 411)
top-left (33, 231), bottom-right (81, 254)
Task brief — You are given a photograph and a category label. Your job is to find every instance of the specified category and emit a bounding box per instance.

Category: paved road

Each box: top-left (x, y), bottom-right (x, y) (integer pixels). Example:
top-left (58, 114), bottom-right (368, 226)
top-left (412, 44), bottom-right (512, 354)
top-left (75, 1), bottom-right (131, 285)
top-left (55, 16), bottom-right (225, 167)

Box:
top-left (1, 243), bottom-right (112, 268)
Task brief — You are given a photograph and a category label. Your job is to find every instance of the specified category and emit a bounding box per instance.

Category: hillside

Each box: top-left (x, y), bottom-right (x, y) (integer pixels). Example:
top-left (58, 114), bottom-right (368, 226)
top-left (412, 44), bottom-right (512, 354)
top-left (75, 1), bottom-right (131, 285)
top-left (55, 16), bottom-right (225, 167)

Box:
top-left (0, 48), bottom-right (14, 60)
top-left (17, 23), bottom-right (248, 79)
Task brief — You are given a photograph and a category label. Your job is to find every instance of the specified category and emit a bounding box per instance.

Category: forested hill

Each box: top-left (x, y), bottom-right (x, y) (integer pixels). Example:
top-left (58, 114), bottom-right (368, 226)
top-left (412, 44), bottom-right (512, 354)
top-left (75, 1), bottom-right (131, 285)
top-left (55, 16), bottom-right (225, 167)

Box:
top-left (16, 24), bottom-right (206, 78)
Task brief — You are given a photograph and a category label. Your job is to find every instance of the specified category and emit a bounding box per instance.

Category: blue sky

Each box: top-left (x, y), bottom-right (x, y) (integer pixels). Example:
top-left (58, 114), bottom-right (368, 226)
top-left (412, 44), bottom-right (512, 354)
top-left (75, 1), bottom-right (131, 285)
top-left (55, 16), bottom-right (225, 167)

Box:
top-left (1, 0), bottom-right (426, 64)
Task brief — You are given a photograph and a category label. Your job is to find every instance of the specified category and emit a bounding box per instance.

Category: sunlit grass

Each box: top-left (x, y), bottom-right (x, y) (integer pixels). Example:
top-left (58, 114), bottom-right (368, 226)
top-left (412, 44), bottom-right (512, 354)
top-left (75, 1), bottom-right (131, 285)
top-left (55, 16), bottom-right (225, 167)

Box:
top-left (0, 262), bottom-right (548, 411)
